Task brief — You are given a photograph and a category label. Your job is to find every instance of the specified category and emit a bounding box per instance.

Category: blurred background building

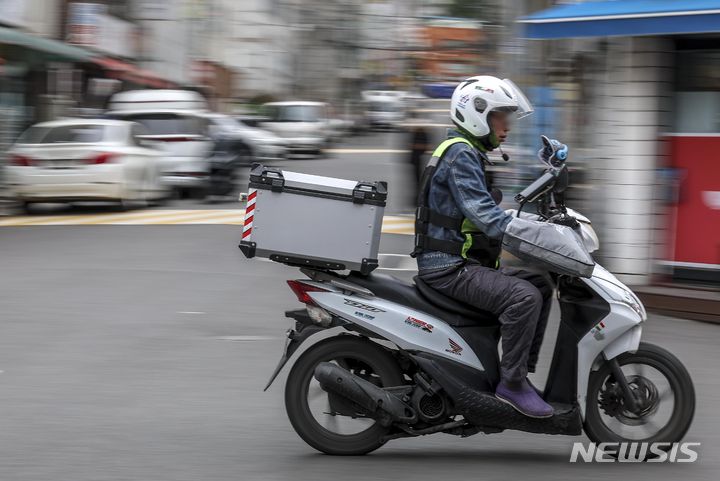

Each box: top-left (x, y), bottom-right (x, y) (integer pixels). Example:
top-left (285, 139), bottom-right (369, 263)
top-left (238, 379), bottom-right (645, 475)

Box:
top-left (0, 0), bottom-right (718, 316)
top-left (516, 1), bottom-right (720, 299)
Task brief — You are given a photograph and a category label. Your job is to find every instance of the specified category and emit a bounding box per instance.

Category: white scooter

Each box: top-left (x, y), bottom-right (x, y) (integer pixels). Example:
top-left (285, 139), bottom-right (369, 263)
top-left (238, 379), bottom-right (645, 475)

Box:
top-left (263, 138), bottom-right (695, 456)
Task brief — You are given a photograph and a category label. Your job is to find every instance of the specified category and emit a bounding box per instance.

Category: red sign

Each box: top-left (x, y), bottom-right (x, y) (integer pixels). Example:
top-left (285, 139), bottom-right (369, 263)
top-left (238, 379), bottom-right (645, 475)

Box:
top-left (667, 135), bottom-right (720, 266)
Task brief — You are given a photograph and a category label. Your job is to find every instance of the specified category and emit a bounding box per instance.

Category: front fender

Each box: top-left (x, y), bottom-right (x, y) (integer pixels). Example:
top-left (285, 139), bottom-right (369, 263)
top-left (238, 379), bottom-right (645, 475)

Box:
top-left (603, 324), bottom-right (642, 360)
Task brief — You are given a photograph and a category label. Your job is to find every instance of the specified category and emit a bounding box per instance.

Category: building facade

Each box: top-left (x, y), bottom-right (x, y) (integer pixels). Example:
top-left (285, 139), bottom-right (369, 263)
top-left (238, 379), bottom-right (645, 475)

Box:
top-left (519, 1), bottom-right (720, 286)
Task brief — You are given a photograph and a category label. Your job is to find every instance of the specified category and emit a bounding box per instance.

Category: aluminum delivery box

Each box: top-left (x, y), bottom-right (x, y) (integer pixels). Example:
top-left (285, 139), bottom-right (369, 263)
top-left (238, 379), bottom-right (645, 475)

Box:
top-left (239, 164), bottom-right (387, 274)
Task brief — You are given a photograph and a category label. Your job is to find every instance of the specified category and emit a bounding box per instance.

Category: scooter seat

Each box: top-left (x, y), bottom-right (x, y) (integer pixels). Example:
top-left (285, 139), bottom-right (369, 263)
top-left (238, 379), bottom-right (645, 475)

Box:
top-left (344, 272), bottom-right (497, 327)
top-left (414, 276), bottom-right (497, 322)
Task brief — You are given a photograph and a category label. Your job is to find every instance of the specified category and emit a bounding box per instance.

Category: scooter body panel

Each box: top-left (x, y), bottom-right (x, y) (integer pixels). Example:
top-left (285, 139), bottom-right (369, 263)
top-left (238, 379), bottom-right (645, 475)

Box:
top-left (309, 291), bottom-right (486, 371)
top-left (574, 269), bottom-right (644, 417)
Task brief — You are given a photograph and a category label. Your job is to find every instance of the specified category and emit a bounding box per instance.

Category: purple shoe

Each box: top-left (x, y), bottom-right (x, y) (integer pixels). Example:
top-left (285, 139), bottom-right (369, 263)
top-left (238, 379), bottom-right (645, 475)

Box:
top-left (495, 379), bottom-right (553, 418)
top-left (526, 378), bottom-right (544, 397)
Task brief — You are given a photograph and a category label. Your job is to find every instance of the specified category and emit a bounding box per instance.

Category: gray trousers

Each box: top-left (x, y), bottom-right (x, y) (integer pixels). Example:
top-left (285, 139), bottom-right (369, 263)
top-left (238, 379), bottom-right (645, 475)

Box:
top-left (418, 260), bottom-right (553, 386)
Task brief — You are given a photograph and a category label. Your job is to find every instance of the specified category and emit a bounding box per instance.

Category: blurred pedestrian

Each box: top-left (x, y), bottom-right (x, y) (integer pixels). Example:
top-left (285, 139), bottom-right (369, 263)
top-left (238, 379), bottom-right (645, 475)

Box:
top-left (408, 122), bottom-right (431, 204)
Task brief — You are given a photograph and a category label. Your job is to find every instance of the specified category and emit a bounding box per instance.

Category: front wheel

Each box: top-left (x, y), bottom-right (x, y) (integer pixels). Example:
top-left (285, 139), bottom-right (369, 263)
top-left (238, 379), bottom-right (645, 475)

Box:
top-left (584, 342), bottom-right (695, 449)
top-left (284, 336), bottom-right (403, 455)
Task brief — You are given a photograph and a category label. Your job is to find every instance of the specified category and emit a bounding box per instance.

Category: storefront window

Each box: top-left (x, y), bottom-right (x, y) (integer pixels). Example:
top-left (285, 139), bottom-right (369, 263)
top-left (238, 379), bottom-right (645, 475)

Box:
top-left (675, 49), bottom-right (720, 133)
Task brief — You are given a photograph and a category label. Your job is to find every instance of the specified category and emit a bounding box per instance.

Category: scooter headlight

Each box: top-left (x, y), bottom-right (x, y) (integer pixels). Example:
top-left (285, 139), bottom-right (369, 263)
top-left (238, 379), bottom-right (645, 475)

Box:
top-left (621, 290), bottom-right (646, 321)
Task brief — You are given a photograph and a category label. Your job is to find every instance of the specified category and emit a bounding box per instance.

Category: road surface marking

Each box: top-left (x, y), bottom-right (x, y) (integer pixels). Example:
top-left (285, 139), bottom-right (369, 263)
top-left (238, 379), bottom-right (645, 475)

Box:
top-left (0, 210), bottom-right (415, 234)
top-left (0, 209), bottom-right (228, 226)
top-left (216, 336), bottom-right (278, 342)
top-left (178, 311), bottom-right (205, 315)
top-left (324, 149), bottom-right (409, 154)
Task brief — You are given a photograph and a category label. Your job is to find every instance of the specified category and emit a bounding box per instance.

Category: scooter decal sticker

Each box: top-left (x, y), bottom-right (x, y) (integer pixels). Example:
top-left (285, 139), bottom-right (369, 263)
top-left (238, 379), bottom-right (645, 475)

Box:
top-left (405, 316), bottom-right (434, 333)
top-left (591, 321), bottom-right (606, 340)
top-left (242, 189), bottom-right (257, 240)
top-left (343, 299), bottom-right (385, 313)
top-left (354, 311), bottom-right (375, 320)
top-left (445, 338), bottom-right (463, 355)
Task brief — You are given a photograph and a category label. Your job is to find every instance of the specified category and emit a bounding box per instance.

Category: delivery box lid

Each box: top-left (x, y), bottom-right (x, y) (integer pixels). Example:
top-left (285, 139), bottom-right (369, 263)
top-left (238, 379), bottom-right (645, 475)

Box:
top-left (248, 163), bottom-right (387, 206)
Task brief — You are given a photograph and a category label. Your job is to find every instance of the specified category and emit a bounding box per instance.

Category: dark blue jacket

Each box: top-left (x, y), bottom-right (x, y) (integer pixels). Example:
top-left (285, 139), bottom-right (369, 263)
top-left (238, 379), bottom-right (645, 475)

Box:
top-left (416, 129), bottom-right (512, 271)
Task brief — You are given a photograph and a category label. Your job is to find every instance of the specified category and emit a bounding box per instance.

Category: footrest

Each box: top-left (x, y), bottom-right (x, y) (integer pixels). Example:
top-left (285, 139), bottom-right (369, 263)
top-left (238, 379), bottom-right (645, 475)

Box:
top-left (456, 388), bottom-right (582, 435)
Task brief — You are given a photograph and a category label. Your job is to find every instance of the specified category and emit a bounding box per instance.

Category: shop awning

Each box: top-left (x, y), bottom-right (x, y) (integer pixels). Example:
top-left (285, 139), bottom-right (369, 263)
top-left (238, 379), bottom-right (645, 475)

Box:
top-left (0, 26), bottom-right (94, 62)
top-left (519, 0), bottom-right (720, 39)
top-left (95, 57), bottom-right (175, 89)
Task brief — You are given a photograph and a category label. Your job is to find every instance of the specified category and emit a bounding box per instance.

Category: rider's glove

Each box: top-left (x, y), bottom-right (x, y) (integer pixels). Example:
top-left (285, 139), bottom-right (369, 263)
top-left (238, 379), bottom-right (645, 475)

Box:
top-left (537, 138), bottom-right (568, 165)
top-left (551, 214), bottom-right (579, 229)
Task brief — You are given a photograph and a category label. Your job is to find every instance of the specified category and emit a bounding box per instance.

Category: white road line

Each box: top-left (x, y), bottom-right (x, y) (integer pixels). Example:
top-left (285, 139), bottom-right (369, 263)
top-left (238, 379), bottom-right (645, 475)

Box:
top-left (109, 210), bottom-right (244, 225)
top-left (0, 209), bottom-right (245, 226)
top-left (216, 336), bottom-right (278, 342)
top-left (0, 209), bottom-right (229, 226)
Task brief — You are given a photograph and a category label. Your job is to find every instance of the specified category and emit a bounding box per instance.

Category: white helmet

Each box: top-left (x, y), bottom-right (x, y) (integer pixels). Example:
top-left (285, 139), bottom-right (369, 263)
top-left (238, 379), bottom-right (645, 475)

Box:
top-left (450, 76), bottom-right (533, 138)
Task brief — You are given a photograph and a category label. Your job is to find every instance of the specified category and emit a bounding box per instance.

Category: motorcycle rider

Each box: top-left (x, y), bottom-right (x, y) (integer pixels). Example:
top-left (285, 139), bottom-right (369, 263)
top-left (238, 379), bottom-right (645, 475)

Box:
top-left (413, 76), bottom-right (556, 418)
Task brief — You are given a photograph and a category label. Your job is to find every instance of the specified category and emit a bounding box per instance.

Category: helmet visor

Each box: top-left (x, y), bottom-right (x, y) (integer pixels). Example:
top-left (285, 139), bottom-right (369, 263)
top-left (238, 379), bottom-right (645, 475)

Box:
top-left (503, 79), bottom-right (533, 119)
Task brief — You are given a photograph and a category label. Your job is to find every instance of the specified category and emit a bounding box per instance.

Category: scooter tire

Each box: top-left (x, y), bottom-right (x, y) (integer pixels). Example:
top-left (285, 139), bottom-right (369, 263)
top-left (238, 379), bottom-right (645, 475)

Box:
top-left (284, 336), bottom-right (403, 455)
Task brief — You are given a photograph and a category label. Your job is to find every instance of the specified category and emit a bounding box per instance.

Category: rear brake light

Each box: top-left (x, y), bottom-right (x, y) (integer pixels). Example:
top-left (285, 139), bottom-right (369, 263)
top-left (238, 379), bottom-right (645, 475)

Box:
top-left (286, 280), bottom-right (329, 306)
top-left (157, 136), bottom-right (194, 142)
top-left (10, 154), bottom-right (33, 166)
top-left (90, 152), bottom-right (117, 164)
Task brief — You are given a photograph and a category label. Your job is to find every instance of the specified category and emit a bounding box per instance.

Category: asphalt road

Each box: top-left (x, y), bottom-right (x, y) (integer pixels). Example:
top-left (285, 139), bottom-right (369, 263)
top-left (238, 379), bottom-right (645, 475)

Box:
top-left (1, 224), bottom-right (718, 481)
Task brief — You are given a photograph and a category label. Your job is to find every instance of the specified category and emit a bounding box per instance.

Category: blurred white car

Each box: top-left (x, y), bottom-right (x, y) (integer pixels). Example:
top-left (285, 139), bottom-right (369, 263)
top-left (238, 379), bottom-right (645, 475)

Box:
top-left (362, 90), bottom-right (407, 130)
top-left (107, 90), bottom-right (213, 196)
top-left (259, 101), bottom-right (334, 157)
top-left (204, 113), bottom-right (287, 163)
top-left (6, 119), bottom-right (166, 209)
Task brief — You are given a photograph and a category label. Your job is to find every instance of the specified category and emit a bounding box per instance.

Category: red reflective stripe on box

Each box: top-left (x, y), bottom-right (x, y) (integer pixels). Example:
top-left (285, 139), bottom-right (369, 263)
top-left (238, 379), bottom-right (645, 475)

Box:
top-left (242, 188), bottom-right (257, 241)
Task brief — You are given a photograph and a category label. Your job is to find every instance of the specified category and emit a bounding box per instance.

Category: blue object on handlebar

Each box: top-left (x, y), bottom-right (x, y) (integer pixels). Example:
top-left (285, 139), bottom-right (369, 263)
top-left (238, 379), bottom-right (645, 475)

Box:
top-left (556, 145), bottom-right (568, 161)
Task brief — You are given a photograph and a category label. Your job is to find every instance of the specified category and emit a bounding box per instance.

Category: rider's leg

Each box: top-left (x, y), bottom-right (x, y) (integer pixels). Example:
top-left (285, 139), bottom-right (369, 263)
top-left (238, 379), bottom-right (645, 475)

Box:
top-left (500, 268), bottom-right (554, 375)
top-left (418, 262), bottom-right (553, 417)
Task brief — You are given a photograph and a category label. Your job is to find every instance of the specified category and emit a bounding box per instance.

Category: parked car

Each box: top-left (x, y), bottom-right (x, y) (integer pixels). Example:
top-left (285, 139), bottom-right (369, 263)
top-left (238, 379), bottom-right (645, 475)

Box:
top-left (362, 90), bottom-right (407, 130)
top-left (5, 119), bottom-right (167, 211)
top-left (259, 101), bottom-right (334, 157)
top-left (106, 90), bottom-right (213, 198)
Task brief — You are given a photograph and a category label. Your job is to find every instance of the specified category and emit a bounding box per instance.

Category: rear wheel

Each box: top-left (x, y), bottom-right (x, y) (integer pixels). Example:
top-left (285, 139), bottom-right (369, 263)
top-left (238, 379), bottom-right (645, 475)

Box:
top-left (584, 342), bottom-right (695, 455)
top-left (189, 187), bottom-right (207, 200)
top-left (18, 201), bottom-right (34, 215)
top-left (285, 336), bottom-right (403, 455)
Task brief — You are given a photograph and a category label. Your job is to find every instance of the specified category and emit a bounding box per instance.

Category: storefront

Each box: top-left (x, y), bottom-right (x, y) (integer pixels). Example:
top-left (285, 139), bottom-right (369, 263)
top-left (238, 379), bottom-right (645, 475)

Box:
top-left (519, 1), bottom-right (720, 286)
top-left (664, 44), bottom-right (720, 283)
top-left (0, 24), bottom-right (95, 141)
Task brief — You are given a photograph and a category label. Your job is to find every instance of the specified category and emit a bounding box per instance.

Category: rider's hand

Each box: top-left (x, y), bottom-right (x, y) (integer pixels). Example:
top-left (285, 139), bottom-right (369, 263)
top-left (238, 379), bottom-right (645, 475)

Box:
top-left (549, 213), bottom-right (579, 229)
top-left (537, 138), bottom-right (568, 165)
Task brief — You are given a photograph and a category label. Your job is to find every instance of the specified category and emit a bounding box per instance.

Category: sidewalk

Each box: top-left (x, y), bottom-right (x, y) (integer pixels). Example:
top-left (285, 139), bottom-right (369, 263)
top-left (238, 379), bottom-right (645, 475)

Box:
top-left (632, 284), bottom-right (720, 324)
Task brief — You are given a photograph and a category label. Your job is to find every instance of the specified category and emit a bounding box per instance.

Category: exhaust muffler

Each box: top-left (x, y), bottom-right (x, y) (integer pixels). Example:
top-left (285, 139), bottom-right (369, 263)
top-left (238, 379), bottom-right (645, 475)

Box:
top-left (314, 362), bottom-right (416, 425)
